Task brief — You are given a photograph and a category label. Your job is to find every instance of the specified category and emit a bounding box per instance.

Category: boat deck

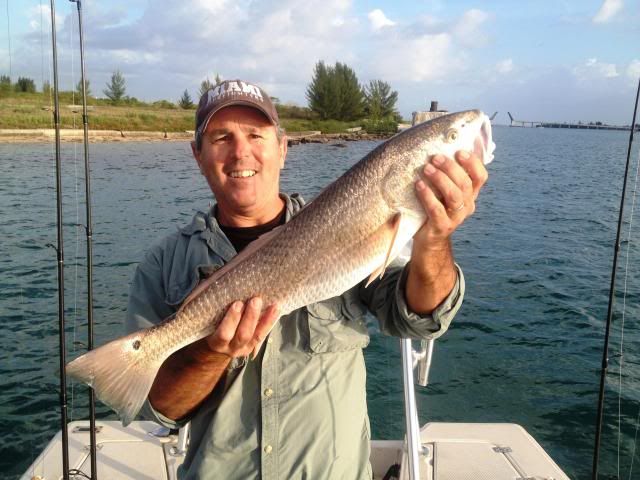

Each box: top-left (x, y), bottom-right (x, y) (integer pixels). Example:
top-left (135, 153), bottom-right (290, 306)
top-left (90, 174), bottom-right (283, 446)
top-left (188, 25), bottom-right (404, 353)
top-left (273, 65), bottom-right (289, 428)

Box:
top-left (22, 421), bottom-right (569, 479)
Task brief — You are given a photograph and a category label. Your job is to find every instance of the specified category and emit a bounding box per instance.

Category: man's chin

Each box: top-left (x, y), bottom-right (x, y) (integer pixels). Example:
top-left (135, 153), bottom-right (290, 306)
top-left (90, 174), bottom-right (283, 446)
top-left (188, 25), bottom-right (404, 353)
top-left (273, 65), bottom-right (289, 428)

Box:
top-left (224, 195), bottom-right (257, 212)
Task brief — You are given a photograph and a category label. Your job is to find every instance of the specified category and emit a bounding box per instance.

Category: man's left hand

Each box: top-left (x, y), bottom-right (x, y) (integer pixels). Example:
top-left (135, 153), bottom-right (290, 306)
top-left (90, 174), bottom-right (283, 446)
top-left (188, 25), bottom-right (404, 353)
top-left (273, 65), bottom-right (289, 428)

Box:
top-left (404, 150), bottom-right (488, 314)
top-left (413, 150), bottom-right (488, 250)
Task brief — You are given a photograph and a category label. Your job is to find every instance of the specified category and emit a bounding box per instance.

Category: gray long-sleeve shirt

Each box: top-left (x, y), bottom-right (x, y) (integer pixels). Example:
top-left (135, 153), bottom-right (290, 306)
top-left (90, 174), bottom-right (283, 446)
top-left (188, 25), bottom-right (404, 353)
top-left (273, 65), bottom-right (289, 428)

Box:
top-left (126, 193), bottom-right (465, 479)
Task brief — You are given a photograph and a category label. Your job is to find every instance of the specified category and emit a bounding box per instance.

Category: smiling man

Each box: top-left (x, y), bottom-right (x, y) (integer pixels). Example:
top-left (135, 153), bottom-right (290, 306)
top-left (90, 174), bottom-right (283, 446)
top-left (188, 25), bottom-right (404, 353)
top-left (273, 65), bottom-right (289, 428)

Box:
top-left (126, 79), bottom-right (488, 479)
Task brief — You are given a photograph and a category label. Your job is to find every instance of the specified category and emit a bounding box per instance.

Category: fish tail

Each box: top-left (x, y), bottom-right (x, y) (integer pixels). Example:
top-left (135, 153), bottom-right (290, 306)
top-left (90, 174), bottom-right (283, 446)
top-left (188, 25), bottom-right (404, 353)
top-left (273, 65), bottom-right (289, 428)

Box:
top-left (66, 331), bottom-right (165, 426)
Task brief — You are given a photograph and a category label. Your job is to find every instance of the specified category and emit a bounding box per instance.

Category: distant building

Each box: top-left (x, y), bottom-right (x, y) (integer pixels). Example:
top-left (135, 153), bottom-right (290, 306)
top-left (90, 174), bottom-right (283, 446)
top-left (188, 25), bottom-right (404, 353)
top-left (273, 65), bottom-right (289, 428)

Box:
top-left (412, 101), bottom-right (448, 126)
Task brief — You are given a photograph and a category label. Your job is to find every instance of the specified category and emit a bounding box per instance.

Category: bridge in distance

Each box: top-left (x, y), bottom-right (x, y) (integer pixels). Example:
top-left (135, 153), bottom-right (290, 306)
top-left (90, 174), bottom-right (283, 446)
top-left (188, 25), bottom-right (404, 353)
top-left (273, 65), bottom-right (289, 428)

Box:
top-left (506, 112), bottom-right (638, 131)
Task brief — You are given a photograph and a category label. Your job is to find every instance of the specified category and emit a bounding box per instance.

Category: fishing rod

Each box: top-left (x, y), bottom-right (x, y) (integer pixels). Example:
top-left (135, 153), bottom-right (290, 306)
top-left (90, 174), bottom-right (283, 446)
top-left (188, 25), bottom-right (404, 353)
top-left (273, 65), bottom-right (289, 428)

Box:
top-left (47, 0), bottom-right (70, 478)
top-left (592, 76), bottom-right (640, 480)
top-left (68, 0), bottom-right (98, 478)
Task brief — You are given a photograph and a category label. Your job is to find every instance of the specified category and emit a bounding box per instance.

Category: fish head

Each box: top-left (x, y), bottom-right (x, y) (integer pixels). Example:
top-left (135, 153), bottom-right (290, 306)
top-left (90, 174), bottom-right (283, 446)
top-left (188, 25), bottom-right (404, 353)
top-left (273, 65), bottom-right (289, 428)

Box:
top-left (420, 109), bottom-right (496, 166)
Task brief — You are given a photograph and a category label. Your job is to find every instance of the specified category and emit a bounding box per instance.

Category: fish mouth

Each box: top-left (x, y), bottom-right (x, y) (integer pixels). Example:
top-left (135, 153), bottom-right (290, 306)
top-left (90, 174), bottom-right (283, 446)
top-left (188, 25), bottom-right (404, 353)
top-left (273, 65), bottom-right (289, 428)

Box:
top-left (228, 169), bottom-right (257, 178)
top-left (473, 115), bottom-right (495, 165)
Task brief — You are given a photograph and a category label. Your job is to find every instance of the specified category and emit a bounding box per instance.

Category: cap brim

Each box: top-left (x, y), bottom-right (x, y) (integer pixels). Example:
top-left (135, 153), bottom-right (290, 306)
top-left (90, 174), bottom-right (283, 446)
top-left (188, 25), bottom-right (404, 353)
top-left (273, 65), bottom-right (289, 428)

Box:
top-left (199, 100), bottom-right (279, 137)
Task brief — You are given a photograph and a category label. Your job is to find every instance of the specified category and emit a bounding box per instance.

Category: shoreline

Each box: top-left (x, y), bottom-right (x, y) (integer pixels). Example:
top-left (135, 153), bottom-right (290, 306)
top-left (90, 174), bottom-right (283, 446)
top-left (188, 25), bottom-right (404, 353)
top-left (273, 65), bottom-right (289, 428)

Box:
top-left (0, 128), bottom-right (394, 144)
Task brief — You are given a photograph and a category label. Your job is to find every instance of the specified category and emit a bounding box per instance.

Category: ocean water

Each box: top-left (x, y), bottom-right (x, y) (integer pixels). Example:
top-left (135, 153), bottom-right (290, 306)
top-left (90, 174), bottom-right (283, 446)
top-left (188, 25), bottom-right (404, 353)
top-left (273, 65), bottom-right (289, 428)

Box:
top-left (0, 126), bottom-right (639, 479)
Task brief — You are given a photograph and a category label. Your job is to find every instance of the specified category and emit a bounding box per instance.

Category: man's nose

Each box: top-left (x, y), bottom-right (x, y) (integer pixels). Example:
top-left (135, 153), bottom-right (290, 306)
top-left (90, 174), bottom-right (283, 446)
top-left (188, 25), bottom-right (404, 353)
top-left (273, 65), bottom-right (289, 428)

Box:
top-left (231, 135), bottom-right (251, 159)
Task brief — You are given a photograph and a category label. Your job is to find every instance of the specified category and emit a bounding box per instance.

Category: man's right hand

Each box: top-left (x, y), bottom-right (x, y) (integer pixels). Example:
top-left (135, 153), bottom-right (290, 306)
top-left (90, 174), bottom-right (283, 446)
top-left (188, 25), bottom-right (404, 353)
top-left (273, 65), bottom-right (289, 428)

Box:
top-left (149, 297), bottom-right (279, 421)
top-left (205, 297), bottom-right (280, 358)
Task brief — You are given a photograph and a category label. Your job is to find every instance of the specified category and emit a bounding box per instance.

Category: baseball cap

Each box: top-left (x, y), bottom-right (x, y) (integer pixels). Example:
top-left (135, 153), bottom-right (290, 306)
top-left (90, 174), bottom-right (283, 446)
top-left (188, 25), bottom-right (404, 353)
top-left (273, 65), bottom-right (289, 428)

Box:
top-left (195, 79), bottom-right (280, 147)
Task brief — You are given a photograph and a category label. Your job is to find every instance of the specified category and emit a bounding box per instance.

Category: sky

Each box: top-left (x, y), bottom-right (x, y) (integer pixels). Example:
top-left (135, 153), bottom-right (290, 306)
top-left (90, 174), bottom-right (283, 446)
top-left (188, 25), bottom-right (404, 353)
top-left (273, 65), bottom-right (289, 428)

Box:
top-left (1, 0), bottom-right (639, 125)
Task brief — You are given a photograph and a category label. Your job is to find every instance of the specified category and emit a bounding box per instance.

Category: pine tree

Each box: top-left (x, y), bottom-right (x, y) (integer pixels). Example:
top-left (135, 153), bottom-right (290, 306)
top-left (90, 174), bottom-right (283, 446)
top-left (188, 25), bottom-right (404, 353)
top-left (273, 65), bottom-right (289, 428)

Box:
top-left (103, 70), bottom-right (126, 104)
top-left (15, 77), bottom-right (36, 93)
top-left (306, 61), bottom-right (364, 121)
top-left (198, 74), bottom-right (223, 97)
top-left (306, 61), bottom-right (331, 119)
top-left (178, 89), bottom-right (194, 109)
top-left (75, 78), bottom-right (92, 98)
top-left (334, 62), bottom-right (365, 121)
top-left (0, 75), bottom-right (11, 94)
top-left (364, 80), bottom-right (398, 120)
top-left (199, 78), bottom-right (214, 97)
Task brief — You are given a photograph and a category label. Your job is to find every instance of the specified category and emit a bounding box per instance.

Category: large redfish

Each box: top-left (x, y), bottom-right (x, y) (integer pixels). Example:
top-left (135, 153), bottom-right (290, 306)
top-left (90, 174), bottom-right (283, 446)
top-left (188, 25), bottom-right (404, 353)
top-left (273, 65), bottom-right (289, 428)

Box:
top-left (67, 110), bottom-right (495, 425)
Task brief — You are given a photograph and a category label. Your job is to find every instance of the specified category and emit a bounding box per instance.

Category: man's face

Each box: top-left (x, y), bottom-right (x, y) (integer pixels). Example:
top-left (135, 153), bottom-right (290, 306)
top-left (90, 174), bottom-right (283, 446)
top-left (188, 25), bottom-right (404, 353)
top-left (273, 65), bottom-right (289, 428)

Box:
top-left (193, 106), bottom-right (286, 222)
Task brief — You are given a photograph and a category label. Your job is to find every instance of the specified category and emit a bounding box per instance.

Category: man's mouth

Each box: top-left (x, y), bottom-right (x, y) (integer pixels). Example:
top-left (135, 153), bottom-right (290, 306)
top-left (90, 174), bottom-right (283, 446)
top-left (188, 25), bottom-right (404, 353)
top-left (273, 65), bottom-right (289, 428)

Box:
top-left (228, 170), bottom-right (257, 178)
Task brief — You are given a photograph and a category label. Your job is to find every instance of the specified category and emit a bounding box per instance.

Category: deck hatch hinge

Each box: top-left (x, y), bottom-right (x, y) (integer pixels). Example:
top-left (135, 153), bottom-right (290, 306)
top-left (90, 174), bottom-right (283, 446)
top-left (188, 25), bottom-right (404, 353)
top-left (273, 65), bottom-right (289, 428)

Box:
top-left (72, 425), bottom-right (103, 434)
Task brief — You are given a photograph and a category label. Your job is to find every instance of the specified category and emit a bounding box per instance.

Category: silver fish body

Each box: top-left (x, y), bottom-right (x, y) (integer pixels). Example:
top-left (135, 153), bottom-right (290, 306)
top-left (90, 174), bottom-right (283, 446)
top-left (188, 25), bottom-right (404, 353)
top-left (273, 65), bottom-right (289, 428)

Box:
top-left (67, 110), bottom-right (495, 424)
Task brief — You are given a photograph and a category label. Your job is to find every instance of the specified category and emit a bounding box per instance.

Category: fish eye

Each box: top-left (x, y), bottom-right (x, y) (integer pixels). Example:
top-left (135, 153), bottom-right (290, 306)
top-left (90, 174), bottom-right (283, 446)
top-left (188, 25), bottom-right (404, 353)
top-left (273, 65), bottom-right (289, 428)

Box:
top-left (446, 129), bottom-right (458, 142)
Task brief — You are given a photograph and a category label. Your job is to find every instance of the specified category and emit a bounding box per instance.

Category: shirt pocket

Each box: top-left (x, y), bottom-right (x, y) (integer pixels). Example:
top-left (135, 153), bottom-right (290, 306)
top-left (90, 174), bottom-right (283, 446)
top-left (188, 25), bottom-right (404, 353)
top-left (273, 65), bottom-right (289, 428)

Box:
top-left (306, 291), bottom-right (370, 353)
top-left (165, 262), bottom-right (223, 307)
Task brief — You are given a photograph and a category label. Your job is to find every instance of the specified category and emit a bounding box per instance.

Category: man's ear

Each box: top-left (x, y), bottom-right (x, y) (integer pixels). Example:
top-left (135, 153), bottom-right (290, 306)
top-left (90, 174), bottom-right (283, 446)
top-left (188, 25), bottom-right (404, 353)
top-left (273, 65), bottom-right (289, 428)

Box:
top-left (280, 136), bottom-right (288, 169)
top-left (191, 140), bottom-right (204, 173)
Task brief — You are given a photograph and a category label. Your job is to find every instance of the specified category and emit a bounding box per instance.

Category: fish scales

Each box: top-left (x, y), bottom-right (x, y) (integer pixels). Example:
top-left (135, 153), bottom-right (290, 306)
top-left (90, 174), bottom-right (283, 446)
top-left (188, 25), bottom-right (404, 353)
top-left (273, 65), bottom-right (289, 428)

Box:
top-left (66, 110), bottom-right (496, 424)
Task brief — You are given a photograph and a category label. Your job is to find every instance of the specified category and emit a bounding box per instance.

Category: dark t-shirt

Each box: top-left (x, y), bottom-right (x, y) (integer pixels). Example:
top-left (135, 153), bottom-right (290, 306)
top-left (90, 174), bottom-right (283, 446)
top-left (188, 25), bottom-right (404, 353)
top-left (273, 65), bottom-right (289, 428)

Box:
top-left (217, 207), bottom-right (286, 253)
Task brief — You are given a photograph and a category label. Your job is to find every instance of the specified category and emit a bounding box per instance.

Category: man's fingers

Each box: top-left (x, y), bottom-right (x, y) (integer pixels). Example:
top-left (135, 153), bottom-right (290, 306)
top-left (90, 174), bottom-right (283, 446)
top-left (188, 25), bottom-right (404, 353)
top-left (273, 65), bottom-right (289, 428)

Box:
top-left (249, 303), bottom-right (281, 360)
top-left (207, 297), bottom-right (281, 358)
top-left (423, 158), bottom-right (465, 213)
top-left (215, 301), bottom-right (244, 344)
top-left (416, 180), bottom-right (447, 221)
top-left (455, 150), bottom-right (488, 200)
top-left (232, 297), bottom-right (262, 347)
top-left (254, 303), bottom-right (280, 343)
top-left (431, 154), bottom-right (473, 195)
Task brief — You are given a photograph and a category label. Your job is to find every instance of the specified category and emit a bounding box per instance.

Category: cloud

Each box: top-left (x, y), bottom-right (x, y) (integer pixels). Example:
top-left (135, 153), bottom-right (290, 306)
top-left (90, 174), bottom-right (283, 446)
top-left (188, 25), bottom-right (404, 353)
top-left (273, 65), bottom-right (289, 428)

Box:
top-left (496, 59), bottom-right (513, 74)
top-left (370, 33), bottom-right (465, 83)
top-left (368, 9), bottom-right (395, 31)
top-left (367, 8), bottom-right (491, 83)
top-left (10, 1), bottom-right (493, 110)
top-left (581, 58), bottom-right (619, 78)
top-left (628, 60), bottom-right (640, 80)
top-left (452, 8), bottom-right (489, 46)
top-left (593, 0), bottom-right (623, 23)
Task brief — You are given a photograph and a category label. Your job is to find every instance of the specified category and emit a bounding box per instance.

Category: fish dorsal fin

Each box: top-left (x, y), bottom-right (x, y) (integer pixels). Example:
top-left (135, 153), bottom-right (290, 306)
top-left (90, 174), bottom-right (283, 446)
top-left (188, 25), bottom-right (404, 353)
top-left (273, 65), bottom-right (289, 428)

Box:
top-left (179, 224), bottom-right (286, 311)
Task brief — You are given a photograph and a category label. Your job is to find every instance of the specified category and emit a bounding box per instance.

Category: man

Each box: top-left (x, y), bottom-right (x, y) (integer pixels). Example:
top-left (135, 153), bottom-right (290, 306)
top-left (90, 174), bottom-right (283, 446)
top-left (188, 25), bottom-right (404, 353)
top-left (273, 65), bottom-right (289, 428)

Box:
top-left (126, 79), bottom-right (488, 479)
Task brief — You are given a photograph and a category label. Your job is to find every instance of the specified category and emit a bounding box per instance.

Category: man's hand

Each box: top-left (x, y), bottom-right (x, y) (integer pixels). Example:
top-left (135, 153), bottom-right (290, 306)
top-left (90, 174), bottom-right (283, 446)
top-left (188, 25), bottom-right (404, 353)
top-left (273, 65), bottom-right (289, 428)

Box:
top-left (205, 297), bottom-right (280, 358)
top-left (413, 150), bottom-right (488, 250)
top-left (149, 296), bottom-right (279, 420)
top-left (405, 150), bottom-right (488, 314)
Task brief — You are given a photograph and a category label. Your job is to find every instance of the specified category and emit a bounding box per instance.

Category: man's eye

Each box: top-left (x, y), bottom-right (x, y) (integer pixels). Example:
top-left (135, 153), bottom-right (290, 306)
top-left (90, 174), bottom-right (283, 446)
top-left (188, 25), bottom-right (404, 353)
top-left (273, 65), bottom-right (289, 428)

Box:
top-left (210, 135), bottom-right (227, 143)
top-left (250, 133), bottom-right (263, 140)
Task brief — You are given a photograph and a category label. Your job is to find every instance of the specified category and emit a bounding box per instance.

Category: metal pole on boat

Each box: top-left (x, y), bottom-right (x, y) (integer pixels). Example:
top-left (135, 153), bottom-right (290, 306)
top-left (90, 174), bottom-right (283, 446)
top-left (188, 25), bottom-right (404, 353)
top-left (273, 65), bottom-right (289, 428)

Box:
top-left (48, 0), bottom-right (70, 478)
top-left (69, 1), bottom-right (98, 478)
top-left (591, 76), bottom-right (640, 480)
top-left (417, 339), bottom-right (435, 386)
top-left (401, 338), bottom-right (424, 480)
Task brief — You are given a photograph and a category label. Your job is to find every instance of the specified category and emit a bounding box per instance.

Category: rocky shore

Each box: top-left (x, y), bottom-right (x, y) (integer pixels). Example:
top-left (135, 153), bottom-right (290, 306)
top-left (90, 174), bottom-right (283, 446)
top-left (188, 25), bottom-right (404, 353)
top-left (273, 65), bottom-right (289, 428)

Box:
top-left (0, 128), bottom-right (394, 144)
top-left (0, 128), bottom-right (194, 143)
top-left (286, 131), bottom-right (392, 146)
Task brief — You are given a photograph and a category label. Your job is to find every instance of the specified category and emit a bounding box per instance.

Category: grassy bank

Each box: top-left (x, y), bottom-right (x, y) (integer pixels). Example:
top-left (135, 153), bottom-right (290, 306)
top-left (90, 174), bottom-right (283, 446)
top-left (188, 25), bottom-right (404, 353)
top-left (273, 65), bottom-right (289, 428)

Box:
top-left (1, 92), bottom-right (390, 134)
top-left (1, 92), bottom-right (193, 131)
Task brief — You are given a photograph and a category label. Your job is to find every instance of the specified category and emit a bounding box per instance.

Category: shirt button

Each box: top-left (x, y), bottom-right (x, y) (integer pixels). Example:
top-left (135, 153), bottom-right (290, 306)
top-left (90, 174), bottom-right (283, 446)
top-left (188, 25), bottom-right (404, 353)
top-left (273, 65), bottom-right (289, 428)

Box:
top-left (264, 444), bottom-right (273, 454)
top-left (264, 388), bottom-right (273, 398)
top-left (267, 337), bottom-right (273, 344)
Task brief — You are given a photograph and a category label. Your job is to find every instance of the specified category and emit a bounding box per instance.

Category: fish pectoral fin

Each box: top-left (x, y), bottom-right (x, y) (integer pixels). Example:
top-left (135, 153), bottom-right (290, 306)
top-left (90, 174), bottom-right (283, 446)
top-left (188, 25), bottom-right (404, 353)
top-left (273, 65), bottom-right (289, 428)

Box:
top-left (365, 212), bottom-right (403, 288)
